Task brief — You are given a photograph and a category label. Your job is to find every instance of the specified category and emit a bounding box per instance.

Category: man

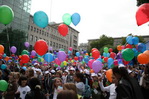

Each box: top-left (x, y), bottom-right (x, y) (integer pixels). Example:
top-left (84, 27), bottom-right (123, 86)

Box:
top-left (66, 67), bottom-right (75, 83)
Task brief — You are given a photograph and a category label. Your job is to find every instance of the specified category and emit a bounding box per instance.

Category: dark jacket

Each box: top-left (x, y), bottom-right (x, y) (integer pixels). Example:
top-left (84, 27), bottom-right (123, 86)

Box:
top-left (116, 77), bottom-right (144, 99)
top-left (25, 91), bottom-right (46, 99)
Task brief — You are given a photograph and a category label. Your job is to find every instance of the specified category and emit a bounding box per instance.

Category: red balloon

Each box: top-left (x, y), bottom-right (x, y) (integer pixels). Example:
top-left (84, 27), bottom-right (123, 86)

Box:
top-left (34, 40), bottom-right (48, 56)
top-left (109, 48), bottom-right (113, 52)
top-left (21, 54), bottom-right (29, 63)
top-left (122, 59), bottom-right (129, 65)
top-left (125, 44), bottom-right (132, 49)
top-left (136, 3), bottom-right (149, 26)
top-left (74, 56), bottom-right (78, 61)
top-left (114, 60), bottom-right (118, 66)
top-left (110, 52), bottom-right (116, 59)
top-left (92, 50), bottom-right (100, 59)
top-left (103, 57), bottom-right (108, 62)
top-left (58, 24), bottom-right (68, 36)
top-left (91, 48), bottom-right (98, 52)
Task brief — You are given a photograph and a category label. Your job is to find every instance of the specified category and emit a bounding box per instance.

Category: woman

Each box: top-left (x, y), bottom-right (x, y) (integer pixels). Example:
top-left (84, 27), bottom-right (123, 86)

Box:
top-left (57, 90), bottom-right (78, 99)
top-left (112, 66), bottom-right (144, 99)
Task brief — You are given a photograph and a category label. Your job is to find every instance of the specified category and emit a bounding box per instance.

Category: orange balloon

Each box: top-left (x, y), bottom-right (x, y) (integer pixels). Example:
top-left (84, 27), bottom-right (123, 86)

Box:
top-left (143, 50), bottom-right (149, 62)
top-left (117, 45), bottom-right (122, 51)
top-left (137, 53), bottom-right (149, 64)
top-left (86, 53), bottom-right (88, 56)
top-left (106, 69), bottom-right (113, 82)
top-left (90, 69), bottom-right (94, 73)
top-left (0, 45), bottom-right (4, 53)
top-left (4, 56), bottom-right (9, 61)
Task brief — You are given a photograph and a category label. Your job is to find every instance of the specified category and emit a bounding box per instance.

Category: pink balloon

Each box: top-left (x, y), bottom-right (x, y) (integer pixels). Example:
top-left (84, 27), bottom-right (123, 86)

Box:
top-left (88, 59), bottom-right (95, 69)
top-left (54, 58), bottom-right (61, 65)
top-left (69, 47), bottom-right (73, 51)
top-left (114, 60), bottom-right (118, 66)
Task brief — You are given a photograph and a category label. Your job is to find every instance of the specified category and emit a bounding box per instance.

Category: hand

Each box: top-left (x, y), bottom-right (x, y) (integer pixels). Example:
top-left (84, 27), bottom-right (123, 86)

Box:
top-left (15, 91), bottom-right (20, 94)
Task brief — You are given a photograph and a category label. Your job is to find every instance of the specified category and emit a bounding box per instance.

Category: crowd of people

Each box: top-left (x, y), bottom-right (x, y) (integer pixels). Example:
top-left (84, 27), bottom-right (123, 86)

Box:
top-left (0, 57), bottom-right (149, 99)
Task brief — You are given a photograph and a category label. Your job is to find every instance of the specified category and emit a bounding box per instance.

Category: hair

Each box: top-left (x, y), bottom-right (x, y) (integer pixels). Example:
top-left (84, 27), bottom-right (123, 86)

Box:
top-left (63, 83), bottom-right (77, 94)
top-left (56, 71), bottom-right (62, 78)
top-left (18, 76), bottom-right (28, 86)
top-left (0, 70), bottom-right (2, 76)
top-left (112, 66), bottom-right (129, 81)
top-left (57, 90), bottom-right (78, 99)
top-left (27, 68), bottom-right (34, 78)
top-left (145, 63), bottom-right (149, 74)
top-left (75, 73), bottom-right (84, 82)
top-left (53, 77), bottom-right (62, 88)
top-left (9, 72), bottom-right (20, 82)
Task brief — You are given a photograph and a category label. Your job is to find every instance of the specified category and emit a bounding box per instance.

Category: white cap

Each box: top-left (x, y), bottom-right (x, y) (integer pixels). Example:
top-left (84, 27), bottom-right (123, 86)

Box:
top-left (91, 73), bottom-right (97, 77)
top-left (45, 71), bottom-right (49, 74)
top-left (69, 67), bottom-right (75, 71)
top-left (84, 69), bottom-right (90, 75)
top-left (34, 63), bottom-right (39, 66)
top-left (127, 69), bottom-right (132, 74)
top-left (65, 70), bottom-right (69, 73)
top-left (118, 64), bottom-right (125, 68)
top-left (35, 69), bottom-right (41, 72)
top-left (51, 70), bottom-right (56, 73)
top-left (98, 73), bottom-right (102, 76)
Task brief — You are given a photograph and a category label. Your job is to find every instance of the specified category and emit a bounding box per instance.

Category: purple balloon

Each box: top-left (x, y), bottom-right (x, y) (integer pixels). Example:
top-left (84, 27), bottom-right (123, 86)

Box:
top-left (116, 52), bottom-right (122, 59)
top-left (92, 60), bottom-right (102, 73)
top-left (78, 56), bottom-right (83, 61)
top-left (48, 47), bottom-right (53, 51)
top-left (31, 50), bottom-right (36, 56)
top-left (10, 46), bottom-right (17, 54)
top-left (58, 51), bottom-right (66, 62)
top-left (24, 42), bottom-right (30, 48)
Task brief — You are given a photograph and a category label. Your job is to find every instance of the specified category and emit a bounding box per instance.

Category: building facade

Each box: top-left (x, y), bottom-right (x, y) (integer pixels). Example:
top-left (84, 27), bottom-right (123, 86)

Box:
top-left (0, 0), bottom-right (31, 33)
top-left (28, 15), bottom-right (79, 52)
top-left (78, 43), bottom-right (88, 51)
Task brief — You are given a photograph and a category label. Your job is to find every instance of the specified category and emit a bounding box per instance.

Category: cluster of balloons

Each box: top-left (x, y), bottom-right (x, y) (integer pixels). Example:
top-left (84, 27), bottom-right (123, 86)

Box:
top-left (62, 13), bottom-right (81, 26)
top-left (0, 5), bottom-right (14, 25)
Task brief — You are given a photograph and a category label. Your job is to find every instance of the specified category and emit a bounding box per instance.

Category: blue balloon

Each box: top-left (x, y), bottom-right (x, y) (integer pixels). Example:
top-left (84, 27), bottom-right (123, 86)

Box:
top-left (83, 50), bottom-right (87, 54)
top-left (33, 11), bottom-right (49, 28)
top-left (97, 58), bottom-right (102, 63)
top-left (138, 43), bottom-right (146, 53)
top-left (132, 48), bottom-right (138, 56)
top-left (68, 51), bottom-right (72, 54)
top-left (22, 66), bottom-right (27, 71)
top-left (44, 53), bottom-right (54, 63)
top-left (84, 56), bottom-right (89, 63)
top-left (1, 64), bottom-right (7, 70)
top-left (76, 52), bottom-right (80, 57)
top-left (103, 52), bottom-right (110, 57)
top-left (71, 13), bottom-right (81, 26)
top-left (118, 59), bottom-right (123, 65)
top-left (107, 58), bottom-right (114, 68)
top-left (132, 37), bottom-right (139, 45)
top-left (3, 53), bottom-right (6, 58)
top-left (126, 36), bottom-right (133, 45)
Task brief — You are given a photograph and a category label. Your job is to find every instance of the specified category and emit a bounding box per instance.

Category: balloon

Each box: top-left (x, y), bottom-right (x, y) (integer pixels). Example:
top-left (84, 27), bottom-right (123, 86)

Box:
top-left (122, 59), bottom-right (129, 65)
top-left (55, 58), bottom-right (61, 65)
top-left (97, 58), bottom-right (102, 63)
top-left (106, 69), bottom-right (112, 82)
top-left (110, 52), bottom-right (116, 59)
top-left (10, 46), bottom-right (17, 54)
top-left (125, 44), bottom-right (132, 49)
top-left (92, 60), bottom-right (102, 73)
top-left (0, 45), bottom-right (4, 54)
top-left (103, 57), bottom-right (108, 62)
top-left (4, 56), bottom-right (9, 62)
top-left (88, 59), bottom-right (94, 69)
top-left (114, 60), bottom-right (118, 66)
top-left (121, 45), bottom-right (125, 49)
top-left (31, 50), bottom-right (36, 56)
top-left (136, 3), bottom-right (149, 26)
top-left (33, 11), bottom-right (48, 28)
top-left (22, 66), bottom-right (27, 71)
top-left (132, 37), bottom-right (139, 45)
top-left (74, 56), bottom-right (78, 61)
top-left (90, 69), bottom-right (94, 73)
top-left (48, 47), bottom-right (53, 51)
top-left (122, 48), bottom-right (134, 61)
top-left (118, 59), bottom-right (123, 65)
top-left (91, 48), bottom-right (98, 53)
top-left (108, 58), bottom-right (114, 68)
top-left (137, 53), bottom-right (149, 64)
top-left (58, 51), bottom-right (66, 62)
top-left (138, 43), bottom-right (146, 53)
top-left (58, 24), bottom-right (68, 36)
top-left (71, 13), bottom-right (81, 26)
top-left (126, 36), bottom-right (133, 45)
top-left (132, 48), bottom-right (138, 57)
top-left (144, 50), bottom-right (149, 58)
top-left (117, 45), bottom-right (122, 51)
top-left (21, 54), bottom-right (29, 63)
top-left (104, 47), bottom-right (109, 53)
top-left (44, 53), bottom-right (54, 62)
top-left (69, 47), bottom-right (73, 51)
top-left (1, 64), bottom-right (7, 70)
top-left (0, 80), bottom-right (8, 91)
top-left (78, 56), bottom-right (83, 61)
top-left (34, 40), bottom-right (48, 56)
top-left (84, 56), bottom-right (89, 63)
top-left (62, 13), bottom-right (71, 25)
top-left (24, 42), bottom-right (30, 48)
top-left (92, 50), bottom-right (100, 59)
top-left (21, 50), bottom-right (29, 55)
top-left (76, 52), bottom-right (80, 57)
top-left (0, 5), bottom-right (14, 25)
top-left (68, 50), bottom-right (72, 54)
top-left (109, 48), bottom-right (113, 52)
top-left (3, 53), bottom-right (6, 58)
top-left (63, 61), bottom-right (67, 66)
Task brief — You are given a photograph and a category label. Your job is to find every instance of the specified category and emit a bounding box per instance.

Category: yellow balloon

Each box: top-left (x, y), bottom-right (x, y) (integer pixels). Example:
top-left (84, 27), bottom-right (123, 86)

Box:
top-left (71, 60), bottom-right (74, 63)
top-left (63, 61), bottom-right (67, 66)
top-left (41, 58), bottom-right (44, 62)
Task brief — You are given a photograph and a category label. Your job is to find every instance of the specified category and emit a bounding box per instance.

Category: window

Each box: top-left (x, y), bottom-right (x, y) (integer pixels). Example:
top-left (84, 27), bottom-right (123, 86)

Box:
top-left (42, 31), bottom-right (44, 35)
top-left (56, 43), bottom-right (58, 48)
top-left (35, 36), bottom-right (38, 41)
top-left (50, 41), bottom-right (52, 46)
top-left (37, 29), bottom-right (39, 33)
top-left (28, 25), bottom-right (30, 30)
top-left (30, 35), bottom-right (33, 41)
top-left (40, 30), bottom-right (41, 34)
top-left (34, 27), bottom-right (36, 32)
top-left (59, 44), bottom-right (61, 48)
top-left (31, 26), bottom-right (33, 31)
top-left (47, 33), bottom-right (49, 37)
top-left (53, 42), bottom-right (55, 47)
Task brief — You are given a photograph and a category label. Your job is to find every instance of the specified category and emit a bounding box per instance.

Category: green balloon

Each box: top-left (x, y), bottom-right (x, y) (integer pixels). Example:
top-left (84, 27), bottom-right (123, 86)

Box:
top-left (104, 47), bottom-right (109, 53)
top-left (55, 64), bottom-right (58, 67)
top-left (0, 5), bottom-right (14, 25)
top-left (37, 57), bottom-right (42, 62)
top-left (122, 48), bottom-right (134, 61)
top-left (60, 62), bottom-right (64, 67)
top-left (90, 53), bottom-right (92, 56)
top-left (62, 13), bottom-right (71, 25)
top-left (0, 80), bottom-right (8, 91)
top-left (21, 50), bottom-right (29, 55)
top-left (60, 49), bottom-right (64, 51)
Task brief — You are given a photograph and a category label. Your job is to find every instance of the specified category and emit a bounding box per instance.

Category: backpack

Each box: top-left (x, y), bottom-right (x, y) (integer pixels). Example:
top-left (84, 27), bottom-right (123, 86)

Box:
top-left (82, 78), bottom-right (91, 98)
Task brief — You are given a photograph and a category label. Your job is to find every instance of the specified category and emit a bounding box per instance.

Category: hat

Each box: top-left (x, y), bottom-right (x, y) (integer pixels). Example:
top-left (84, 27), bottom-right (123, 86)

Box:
top-left (35, 69), bottom-right (41, 72)
top-left (98, 73), bottom-right (102, 76)
top-left (34, 63), bottom-right (39, 66)
top-left (69, 67), bottom-right (75, 71)
top-left (118, 64), bottom-right (125, 68)
top-left (64, 70), bottom-right (69, 73)
top-left (45, 71), bottom-right (49, 74)
top-left (128, 69), bottom-right (132, 74)
top-left (91, 73), bottom-right (97, 77)
top-left (51, 70), bottom-right (56, 74)
top-left (84, 69), bottom-right (90, 75)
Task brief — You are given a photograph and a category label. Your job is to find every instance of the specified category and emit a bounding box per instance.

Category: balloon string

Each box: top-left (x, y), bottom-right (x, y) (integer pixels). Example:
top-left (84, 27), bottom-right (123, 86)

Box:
top-left (6, 26), bottom-right (11, 55)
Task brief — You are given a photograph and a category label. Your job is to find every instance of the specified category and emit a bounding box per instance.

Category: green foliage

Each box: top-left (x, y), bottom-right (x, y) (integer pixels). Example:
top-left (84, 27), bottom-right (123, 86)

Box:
top-left (0, 27), bottom-right (27, 55)
top-left (137, 0), bottom-right (149, 6)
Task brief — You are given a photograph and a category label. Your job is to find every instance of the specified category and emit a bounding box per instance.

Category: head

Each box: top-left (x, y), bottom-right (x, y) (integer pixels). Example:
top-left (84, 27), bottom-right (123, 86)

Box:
top-left (63, 83), bottom-right (77, 94)
top-left (112, 66), bottom-right (129, 82)
top-left (9, 72), bottom-right (20, 82)
top-left (18, 76), bottom-right (28, 87)
top-left (74, 73), bottom-right (84, 82)
top-left (112, 74), bottom-right (118, 86)
top-left (26, 68), bottom-right (34, 78)
top-left (53, 77), bottom-right (62, 89)
top-left (57, 90), bottom-right (78, 99)
top-left (29, 77), bottom-right (41, 91)
top-left (69, 70), bottom-right (74, 75)
top-left (55, 72), bottom-right (62, 78)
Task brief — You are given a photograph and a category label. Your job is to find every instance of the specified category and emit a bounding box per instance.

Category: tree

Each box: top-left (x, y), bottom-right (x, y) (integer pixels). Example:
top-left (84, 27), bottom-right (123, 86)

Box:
top-left (137, 0), bottom-right (149, 6)
top-left (0, 27), bottom-right (27, 55)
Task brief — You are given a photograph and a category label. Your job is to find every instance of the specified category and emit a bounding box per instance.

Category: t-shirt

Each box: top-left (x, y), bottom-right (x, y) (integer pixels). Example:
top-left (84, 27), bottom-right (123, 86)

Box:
top-left (17, 86), bottom-right (31, 99)
top-left (76, 82), bottom-right (85, 95)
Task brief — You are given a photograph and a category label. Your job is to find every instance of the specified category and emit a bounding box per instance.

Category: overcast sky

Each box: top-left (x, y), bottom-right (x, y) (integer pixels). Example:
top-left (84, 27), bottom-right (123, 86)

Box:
top-left (30, 0), bottom-right (149, 45)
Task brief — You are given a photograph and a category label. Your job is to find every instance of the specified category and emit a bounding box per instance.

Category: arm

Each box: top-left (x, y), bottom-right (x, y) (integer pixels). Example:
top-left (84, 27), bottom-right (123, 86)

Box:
top-left (99, 81), bottom-right (110, 92)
